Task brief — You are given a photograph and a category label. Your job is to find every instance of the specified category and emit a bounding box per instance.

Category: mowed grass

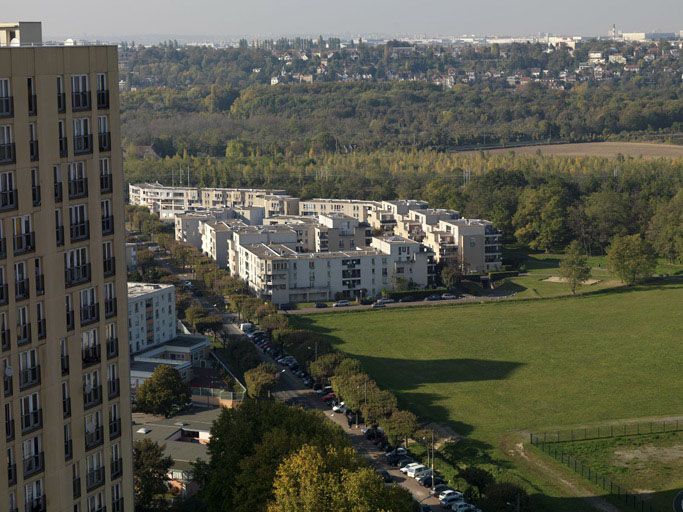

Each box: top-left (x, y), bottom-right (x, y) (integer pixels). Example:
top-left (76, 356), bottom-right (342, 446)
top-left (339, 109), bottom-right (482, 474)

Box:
top-left (556, 432), bottom-right (683, 509)
top-left (296, 283), bottom-right (683, 445)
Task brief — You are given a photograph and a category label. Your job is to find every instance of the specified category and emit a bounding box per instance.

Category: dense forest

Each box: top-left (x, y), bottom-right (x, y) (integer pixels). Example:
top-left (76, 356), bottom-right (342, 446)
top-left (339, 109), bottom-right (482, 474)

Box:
top-left (120, 42), bottom-right (683, 156)
top-left (125, 150), bottom-right (683, 258)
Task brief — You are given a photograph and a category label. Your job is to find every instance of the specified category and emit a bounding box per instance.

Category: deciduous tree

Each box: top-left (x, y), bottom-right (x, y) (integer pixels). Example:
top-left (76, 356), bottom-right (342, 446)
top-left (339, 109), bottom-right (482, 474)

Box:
top-left (135, 366), bottom-right (191, 417)
top-left (559, 240), bottom-right (591, 294)
top-left (606, 234), bottom-right (657, 285)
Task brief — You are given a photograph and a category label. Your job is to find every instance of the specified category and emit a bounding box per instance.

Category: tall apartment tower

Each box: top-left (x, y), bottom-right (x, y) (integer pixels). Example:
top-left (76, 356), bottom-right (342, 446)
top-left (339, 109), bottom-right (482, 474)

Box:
top-left (0, 23), bottom-right (133, 512)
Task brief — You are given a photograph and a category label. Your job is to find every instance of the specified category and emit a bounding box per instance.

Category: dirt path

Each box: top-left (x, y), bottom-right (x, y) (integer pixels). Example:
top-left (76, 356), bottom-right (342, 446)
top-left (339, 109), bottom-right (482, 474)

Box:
top-left (506, 438), bottom-right (620, 512)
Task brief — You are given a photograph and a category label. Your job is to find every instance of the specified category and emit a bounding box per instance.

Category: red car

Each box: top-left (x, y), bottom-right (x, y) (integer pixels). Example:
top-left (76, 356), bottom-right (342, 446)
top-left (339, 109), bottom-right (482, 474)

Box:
top-left (321, 392), bottom-right (336, 402)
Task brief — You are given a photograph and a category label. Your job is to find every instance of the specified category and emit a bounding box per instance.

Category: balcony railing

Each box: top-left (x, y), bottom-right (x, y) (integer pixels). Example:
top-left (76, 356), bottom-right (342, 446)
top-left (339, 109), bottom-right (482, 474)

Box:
top-left (112, 498), bottom-right (124, 512)
top-left (5, 417), bottom-right (14, 440)
top-left (37, 318), bottom-right (45, 339)
top-left (29, 140), bottom-right (39, 162)
top-left (57, 92), bottom-right (66, 113)
top-left (109, 417), bottom-right (121, 440)
top-left (23, 451), bottom-right (44, 478)
top-left (1, 328), bottom-right (9, 351)
top-left (35, 273), bottom-right (44, 295)
top-left (61, 354), bottom-right (69, 375)
top-left (104, 256), bottom-right (115, 277)
top-left (20, 408), bottom-right (42, 434)
top-left (59, 136), bottom-right (68, 158)
top-left (26, 495), bottom-right (46, 512)
top-left (66, 308), bottom-right (75, 331)
top-left (14, 278), bottom-right (29, 301)
top-left (16, 323), bottom-right (31, 346)
top-left (84, 425), bottom-right (104, 450)
top-left (68, 177), bottom-right (88, 199)
top-left (32, 184), bottom-right (40, 206)
top-left (0, 189), bottom-right (18, 211)
top-left (108, 378), bottom-right (120, 399)
top-left (97, 89), bottom-right (110, 109)
top-left (80, 302), bottom-right (99, 326)
top-left (8, 461), bottom-right (16, 485)
top-left (100, 173), bottom-right (112, 193)
top-left (13, 231), bottom-right (35, 256)
top-left (0, 282), bottom-right (7, 305)
top-left (56, 225), bottom-right (64, 246)
top-left (0, 142), bottom-right (16, 165)
top-left (28, 94), bottom-right (37, 116)
top-left (82, 344), bottom-right (101, 368)
top-left (0, 95), bottom-right (13, 117)
top-left (3, 374), bottom-right (11, 397)
top-left (111, 457), bottom-right (123, 479)
top-left (106, 337), bottom-right (118, 359)
top-left (54, 180), bottom-right (63, 202)
top-left (99, 131), bottom-right (111, 152)
top-left (102, 215), bottom-right (114, 235)
top-left (19, 365), bottom-right (40, 390)
top-left (63, 396), bottom-right (71, 418)
top-left (70, 219), bottom-right (90, 242)
top-left (86, 466), bottom-right (105, 491)
top-left (65, 262), bottom-right (91, 287)
top-left (0, 237), bottom-right (5, 259)
top-left (83, 384), bottom-right (102, 410)
top-left (73, 476), bottom-right (81, 499)
top-left (72, 90), bottom-right (91, 111)
top-left (65, 437), bottom-right (73, 461)
top-left (104, 298), bottom-right (117, 318)
top-left (73, 134), bottom-right (93, 155)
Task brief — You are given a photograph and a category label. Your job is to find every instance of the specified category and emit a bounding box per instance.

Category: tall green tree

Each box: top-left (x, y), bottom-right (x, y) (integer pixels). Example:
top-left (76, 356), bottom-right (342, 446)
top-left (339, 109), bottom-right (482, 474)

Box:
top-left (135, 366), bottom-right (192, 417)
top-left (133, 439), bottom-right (174, 512)
top-left (513, 185), bottom-right (570, 252)
top-left (647, 190), bottom-right (683, 262)
top-left (244, 363), bottom-right (279, 398)
top-left (559, 240), bottom-right (592, 294)
top-left (606, 234), bottom-right (657, 285)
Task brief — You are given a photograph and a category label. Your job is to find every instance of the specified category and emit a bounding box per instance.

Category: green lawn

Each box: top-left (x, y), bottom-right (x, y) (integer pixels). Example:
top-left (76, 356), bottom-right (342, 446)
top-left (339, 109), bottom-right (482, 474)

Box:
top-left (296, 282), bottom-right (683, 445)
top-left (554, 432), bottom-right (683, 510)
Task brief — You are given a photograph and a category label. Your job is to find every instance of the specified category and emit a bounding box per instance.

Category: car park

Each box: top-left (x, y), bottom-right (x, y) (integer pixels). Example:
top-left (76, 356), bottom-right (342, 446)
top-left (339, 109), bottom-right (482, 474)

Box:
top-left (332, 300), bottom-right (351, 307)
top-left (395, 456), bottom-right (414, 468)
top-left (321, 392), bottom-right (336, 402)
top-left (417, 475), bottom-right (444, 487)
top-left (412, 467), bottom-right (433, 479)
top-left (384, 447), bottom-right (407, 457)
top-left (424, 294), bottom-right (443, 301)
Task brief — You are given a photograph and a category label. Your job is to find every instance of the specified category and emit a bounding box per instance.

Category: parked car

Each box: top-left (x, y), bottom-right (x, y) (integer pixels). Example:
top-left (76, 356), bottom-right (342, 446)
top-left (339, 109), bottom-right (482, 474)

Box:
top-left (452, 503), bottom-right (480, 512)
top-left (278, 303), bottom-right (293, 310)
top-left (412, 467), bottom-right (433, 479)
top-left (332, 402), bottom-right (347, 413)
top-left (239, 322), bottom-right (254, 333)
top-left (376, 298), bottom-right (395, 305)
top-left (400, 462), bottom-right (421, 474)
top-left (332, 300), bottom-right (351, 307)
top-left (395, 456), bottom-right (414, 468)
top-left (376, 469), bottom-right (392, 483)
top-left (371, 302), bottom-right (386, 308)
top-left (442, 293), bottom-right (458, 300)
top-left (321, 392), bottom-right (336, 402)
top-left (314, 302), bottom-right (328, 308)
top-left (439, 490), bottom-right (463, 502)
top-left (417, 475), bottom-right (444, 487)
top-left (440, 492), bottom-right (464, 507)
top-left (424, 294), bottom-right (443, 301)
top-left (398, 296), bottom-right (415, 302)
top-left (430, 484), bottom-right (452, 496)
top-left (384, 447), bottom-right (407, 457)
top-left (405, 464), bottom-right (427, 478)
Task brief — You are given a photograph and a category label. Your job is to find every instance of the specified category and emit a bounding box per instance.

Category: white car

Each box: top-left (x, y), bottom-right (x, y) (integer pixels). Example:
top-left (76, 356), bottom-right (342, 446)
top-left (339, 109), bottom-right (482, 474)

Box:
top-left (442, 293), bottom-right (458, 300)
top-left (412, 467), bottom-right (433, 479)
top-left (385, 447), bottom-right (407, 457)
top-left (439, 490), bottom-right (463, 502)
top-left (400, 462), bottom-right (421, 474)
top-left (332, 300), bottom-right (350, 307)
top-left (332, 402), bottom-right (347, 413)
top-left (405, 464), bottom-right (426, 478)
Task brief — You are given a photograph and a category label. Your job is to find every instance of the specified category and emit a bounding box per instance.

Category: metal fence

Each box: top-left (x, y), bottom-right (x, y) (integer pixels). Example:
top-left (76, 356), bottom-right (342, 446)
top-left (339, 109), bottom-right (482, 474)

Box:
top-left (531, 419), bottom-right (683, 444)
top-left (192, 386), bottom-right (245, 401)
top-left (529, 428), bottom-right (679, 512)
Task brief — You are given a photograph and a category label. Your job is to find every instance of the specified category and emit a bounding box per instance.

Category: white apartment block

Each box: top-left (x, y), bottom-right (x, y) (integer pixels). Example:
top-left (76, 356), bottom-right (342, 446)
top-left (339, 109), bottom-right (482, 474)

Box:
top-left (129, 183), bottom-right (200, 220)
top-left (237, 235), bottom-right (435, 305)
top-left (299, 198), bottom-right (381, 222)
top-left (200, 221), bottom-right (234, 268)
top-left (127, 283), bottom-right (176, 355)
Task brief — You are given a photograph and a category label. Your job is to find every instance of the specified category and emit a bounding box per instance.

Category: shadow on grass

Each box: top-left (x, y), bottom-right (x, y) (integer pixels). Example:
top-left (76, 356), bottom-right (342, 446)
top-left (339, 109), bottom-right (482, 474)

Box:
top-left (524, 255), bottom-right (562, 271)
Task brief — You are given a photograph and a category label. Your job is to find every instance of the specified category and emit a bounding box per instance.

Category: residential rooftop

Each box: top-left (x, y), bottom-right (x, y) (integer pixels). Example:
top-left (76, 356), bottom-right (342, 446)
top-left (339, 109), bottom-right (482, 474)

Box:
top-left (127, 282), bottom-right (175, 299)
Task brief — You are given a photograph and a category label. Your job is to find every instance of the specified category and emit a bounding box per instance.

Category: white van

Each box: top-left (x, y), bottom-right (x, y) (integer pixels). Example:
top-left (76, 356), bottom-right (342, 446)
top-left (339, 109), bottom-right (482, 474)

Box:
top-left (413, 467), bottom-right (433, 479)
top-left (406, 464), bottom-right (427, 478)
top-left (239, 322), bottom-right (254, 333)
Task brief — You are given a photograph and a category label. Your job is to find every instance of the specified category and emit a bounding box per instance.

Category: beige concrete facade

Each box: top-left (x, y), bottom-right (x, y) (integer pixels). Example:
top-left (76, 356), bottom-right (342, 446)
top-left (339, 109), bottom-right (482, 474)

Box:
top-left (0, 41), bottom-right (132, 512)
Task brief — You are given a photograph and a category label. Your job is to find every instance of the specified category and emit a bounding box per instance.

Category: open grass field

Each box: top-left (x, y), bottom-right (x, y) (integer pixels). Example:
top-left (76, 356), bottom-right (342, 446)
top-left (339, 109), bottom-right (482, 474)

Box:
top-left (464, 141), bottom-right (683, 158)
top-left (295, 282), bottom-right (683, 445)
top-left (555, 432), bottom-right (683, 510)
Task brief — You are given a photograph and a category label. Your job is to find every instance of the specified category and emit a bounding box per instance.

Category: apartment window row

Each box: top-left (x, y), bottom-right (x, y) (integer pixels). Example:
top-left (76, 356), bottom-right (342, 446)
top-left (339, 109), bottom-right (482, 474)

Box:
top-left (0, 302), bottom-right (46, 352)
top-left (7, 478), bottom-right (46, 512)
top-left (0, 258), bottom-right (44, 306)
top-left (65, 283), bottom-right (118, 332)
top-left (0, 169), bottom-right (41, 211)
top-left (70, 454), bottom-right (124, 512)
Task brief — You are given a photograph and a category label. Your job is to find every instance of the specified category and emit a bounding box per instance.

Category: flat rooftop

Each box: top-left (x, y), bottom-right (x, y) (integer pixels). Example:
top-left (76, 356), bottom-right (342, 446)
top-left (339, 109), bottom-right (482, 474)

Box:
top-left (128, 282), bottom-right (175, 299)
top-left (243, 243), bottom-right (382, 260)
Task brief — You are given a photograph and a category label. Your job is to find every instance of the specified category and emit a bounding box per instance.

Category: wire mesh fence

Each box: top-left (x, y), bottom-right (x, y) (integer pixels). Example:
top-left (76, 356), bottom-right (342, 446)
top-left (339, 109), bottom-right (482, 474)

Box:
top-left (531, 419), bottom-right (683, 444)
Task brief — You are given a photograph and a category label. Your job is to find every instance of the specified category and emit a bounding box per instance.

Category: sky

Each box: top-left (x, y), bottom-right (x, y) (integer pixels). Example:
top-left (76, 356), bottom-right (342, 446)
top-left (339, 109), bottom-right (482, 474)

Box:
top-left (5, 0), bottom-right (683, 41)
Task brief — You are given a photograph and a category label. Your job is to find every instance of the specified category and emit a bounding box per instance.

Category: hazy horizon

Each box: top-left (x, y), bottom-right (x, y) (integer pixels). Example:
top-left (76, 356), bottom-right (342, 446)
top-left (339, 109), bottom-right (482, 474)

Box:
top-left (5, 0), bottom-right (683, 41)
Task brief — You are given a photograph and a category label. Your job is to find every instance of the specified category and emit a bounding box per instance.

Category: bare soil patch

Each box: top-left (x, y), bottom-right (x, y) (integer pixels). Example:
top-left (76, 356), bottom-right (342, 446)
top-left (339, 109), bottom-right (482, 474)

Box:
top-left (467, 142), bottom-right (683, 158)
top-left (544, 276), bottom-right (601, 285)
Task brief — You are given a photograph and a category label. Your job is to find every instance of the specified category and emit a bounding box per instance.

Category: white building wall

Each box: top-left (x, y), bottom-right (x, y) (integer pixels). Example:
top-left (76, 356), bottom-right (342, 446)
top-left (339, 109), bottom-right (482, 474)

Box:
top-left (127, 284), bottom-right (177, 354)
